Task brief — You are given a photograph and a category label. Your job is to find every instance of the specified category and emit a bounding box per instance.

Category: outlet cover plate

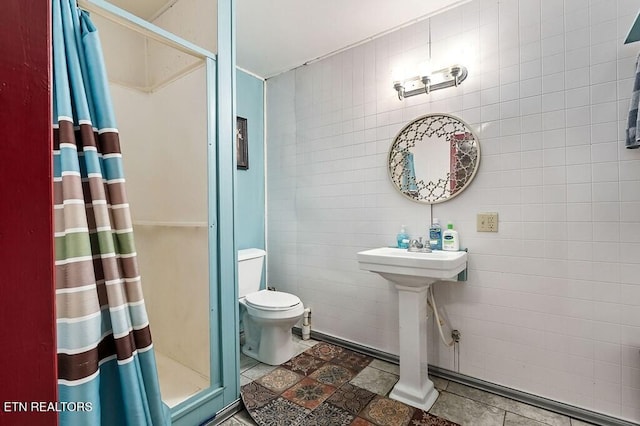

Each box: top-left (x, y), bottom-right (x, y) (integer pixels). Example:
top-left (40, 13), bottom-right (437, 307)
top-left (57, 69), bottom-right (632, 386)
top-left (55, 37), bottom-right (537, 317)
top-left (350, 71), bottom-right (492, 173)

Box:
top-left (477, 212), bottom-right (498, 232)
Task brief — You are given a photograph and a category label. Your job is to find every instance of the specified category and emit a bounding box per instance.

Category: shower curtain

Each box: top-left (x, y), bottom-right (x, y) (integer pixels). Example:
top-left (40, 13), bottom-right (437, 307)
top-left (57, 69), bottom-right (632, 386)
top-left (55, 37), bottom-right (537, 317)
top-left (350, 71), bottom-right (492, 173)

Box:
top-left (52, 0), bottom-right (170, 424)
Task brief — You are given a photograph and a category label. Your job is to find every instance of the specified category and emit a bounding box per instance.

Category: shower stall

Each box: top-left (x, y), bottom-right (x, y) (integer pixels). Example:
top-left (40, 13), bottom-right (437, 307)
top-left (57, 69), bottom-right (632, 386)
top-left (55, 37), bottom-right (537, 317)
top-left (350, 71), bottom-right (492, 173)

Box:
top-left (99, 19), bottom-right (211, 407)
top-left (77, 1), bottom-right (239, 424)
top-left (113, 63), bottom-right (211, 407)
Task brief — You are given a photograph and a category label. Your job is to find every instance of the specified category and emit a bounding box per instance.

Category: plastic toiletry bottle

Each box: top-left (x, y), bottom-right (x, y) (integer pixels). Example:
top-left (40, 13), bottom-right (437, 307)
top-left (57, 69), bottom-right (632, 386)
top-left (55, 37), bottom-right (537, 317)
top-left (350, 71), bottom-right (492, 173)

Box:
top-left (429, 218), bottom-right (443, 250)
top-left (442, 222), bottom-right (460, 251)
top-left (397, 225), bottom-right (410, 249)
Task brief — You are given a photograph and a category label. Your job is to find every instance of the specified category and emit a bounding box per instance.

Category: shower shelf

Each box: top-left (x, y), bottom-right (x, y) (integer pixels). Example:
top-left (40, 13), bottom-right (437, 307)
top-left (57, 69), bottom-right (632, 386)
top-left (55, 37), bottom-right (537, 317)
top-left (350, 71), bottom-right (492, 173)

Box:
top-left (133, 221), bottom-right (208, 228)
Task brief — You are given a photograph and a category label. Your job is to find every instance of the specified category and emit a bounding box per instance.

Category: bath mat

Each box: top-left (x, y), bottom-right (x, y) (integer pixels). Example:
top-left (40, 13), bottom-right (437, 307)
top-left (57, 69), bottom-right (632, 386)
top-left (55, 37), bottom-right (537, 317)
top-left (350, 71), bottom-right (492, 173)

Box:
top-left (240, 342), bottom-right (459, 426)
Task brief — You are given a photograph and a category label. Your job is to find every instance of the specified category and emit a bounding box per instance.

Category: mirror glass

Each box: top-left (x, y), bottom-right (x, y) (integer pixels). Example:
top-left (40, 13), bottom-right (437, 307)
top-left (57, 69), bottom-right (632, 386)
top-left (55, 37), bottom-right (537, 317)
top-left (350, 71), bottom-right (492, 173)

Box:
top-left (388, 113), bottom-right (480, 204)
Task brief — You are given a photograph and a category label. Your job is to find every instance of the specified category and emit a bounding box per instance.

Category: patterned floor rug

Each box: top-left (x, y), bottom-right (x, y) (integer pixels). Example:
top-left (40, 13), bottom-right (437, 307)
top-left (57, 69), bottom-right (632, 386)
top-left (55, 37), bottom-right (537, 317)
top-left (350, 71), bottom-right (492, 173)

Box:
top-left (240, 342), bottom-right (459, 426)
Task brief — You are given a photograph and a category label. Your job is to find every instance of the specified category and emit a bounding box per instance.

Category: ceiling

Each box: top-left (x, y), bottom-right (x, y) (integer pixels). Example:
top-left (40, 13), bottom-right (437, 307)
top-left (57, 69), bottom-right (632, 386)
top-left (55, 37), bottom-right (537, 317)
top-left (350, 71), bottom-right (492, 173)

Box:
top-left (107, 0), bottom-right (466, 79)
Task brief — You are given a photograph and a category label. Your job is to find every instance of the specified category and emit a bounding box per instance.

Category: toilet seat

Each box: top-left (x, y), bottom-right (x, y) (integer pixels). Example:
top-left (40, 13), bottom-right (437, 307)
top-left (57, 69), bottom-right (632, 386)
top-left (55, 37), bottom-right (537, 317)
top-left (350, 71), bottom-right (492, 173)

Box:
top-left (245, 290), bottom-right (301, 311)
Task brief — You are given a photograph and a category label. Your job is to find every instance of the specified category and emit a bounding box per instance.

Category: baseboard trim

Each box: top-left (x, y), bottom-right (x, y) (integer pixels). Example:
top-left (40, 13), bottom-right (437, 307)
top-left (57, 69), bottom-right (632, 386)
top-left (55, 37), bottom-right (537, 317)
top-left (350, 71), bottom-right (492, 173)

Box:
top-left (293, 327), bottom-right (399, 364)
top-left (294, 327), bottom-right (636, 426)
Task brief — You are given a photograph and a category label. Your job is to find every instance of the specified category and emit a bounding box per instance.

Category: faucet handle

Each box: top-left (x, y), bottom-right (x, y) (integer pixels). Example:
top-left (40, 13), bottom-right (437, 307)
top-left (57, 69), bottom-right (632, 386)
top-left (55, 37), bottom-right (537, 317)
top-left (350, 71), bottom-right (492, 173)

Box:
top-left (408, 237), bottom-right (424, 250)
top-left (407, 236), bottom-right (432, 252)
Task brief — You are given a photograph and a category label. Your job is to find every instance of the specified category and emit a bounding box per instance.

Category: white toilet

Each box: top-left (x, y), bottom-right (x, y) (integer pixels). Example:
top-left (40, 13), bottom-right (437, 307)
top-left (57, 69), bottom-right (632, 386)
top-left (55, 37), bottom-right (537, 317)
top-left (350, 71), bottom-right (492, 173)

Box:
top-left (238, 248), bottom-right (304, 365)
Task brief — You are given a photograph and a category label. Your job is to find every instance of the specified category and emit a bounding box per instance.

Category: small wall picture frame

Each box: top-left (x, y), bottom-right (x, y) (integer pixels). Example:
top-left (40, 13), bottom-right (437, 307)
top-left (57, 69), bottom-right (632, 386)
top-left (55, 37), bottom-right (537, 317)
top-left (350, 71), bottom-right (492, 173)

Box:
top-left (236, 116), bottom-right (248, 170)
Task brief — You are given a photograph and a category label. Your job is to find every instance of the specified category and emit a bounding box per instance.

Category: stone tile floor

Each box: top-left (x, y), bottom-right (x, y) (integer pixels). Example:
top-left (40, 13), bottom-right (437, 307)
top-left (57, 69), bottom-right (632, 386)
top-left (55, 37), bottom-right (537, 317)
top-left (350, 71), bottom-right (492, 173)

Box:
top-left (219, 336), bottom-right (597, 426)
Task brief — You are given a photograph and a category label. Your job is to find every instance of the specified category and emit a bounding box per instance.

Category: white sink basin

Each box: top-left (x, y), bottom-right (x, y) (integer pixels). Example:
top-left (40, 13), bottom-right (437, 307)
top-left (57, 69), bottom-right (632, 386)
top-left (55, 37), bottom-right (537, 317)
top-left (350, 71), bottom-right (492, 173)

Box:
top-left (357, 247), bottom-right (467, 286)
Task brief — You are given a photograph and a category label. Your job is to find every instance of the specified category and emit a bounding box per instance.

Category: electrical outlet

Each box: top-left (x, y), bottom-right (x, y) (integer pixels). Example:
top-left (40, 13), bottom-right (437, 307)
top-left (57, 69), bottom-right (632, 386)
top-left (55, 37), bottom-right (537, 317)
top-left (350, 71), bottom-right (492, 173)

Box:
top-left (477, 212), bottom-right (498, 232)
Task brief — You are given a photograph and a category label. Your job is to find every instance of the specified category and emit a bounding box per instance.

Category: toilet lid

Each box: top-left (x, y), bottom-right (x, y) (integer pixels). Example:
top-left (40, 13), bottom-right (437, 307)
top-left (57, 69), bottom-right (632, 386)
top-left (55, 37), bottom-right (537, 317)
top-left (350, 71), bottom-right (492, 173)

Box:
top-left (245, 290), bottom-right (301, 310)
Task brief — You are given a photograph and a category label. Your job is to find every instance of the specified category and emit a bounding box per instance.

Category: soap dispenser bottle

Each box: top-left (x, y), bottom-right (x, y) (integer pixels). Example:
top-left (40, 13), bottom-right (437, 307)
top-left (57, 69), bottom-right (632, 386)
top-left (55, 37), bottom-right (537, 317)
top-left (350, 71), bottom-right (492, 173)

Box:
top-left (442, 222), bottom-right (460, 251)
top-left (429, 218), bottom-right (443, 250)
top-left (397, 225), bottom-right (409, 249)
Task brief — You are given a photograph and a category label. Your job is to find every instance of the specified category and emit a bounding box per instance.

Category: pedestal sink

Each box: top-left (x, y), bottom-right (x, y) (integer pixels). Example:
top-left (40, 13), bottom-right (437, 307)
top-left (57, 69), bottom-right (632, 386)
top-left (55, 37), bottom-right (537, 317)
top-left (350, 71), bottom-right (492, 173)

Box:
top-left (357, 247), bottom-right (467, 411)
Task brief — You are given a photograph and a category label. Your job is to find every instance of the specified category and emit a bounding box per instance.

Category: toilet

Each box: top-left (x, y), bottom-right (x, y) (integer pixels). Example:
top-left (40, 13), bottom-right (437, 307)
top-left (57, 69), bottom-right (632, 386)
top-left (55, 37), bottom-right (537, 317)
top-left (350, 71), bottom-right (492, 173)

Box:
top-left (238, 248), bottom-right (304, 365)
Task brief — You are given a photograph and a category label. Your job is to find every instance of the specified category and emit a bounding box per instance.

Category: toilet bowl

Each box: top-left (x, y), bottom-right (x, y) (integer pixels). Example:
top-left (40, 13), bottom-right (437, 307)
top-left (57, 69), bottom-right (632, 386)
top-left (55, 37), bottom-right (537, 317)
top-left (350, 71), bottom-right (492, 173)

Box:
top-left (238, 249), bottom-right (304, 365)
top-left (240, 290), bottom-right (304, 365)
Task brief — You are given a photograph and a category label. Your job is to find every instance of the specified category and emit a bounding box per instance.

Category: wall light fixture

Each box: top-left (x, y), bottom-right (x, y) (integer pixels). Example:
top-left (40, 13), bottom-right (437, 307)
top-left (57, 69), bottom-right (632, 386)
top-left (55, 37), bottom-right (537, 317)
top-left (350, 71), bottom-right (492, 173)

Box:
top-left (392, 64), bottom-right (468, 100)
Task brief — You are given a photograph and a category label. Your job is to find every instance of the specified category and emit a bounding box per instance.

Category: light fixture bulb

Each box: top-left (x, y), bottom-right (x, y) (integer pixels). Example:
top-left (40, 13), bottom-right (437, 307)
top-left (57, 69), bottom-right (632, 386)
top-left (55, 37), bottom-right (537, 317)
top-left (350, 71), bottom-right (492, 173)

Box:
top-left (418, 61), bottom-right (431, 78)
top-left (391, 67), bottom-right (404, 84)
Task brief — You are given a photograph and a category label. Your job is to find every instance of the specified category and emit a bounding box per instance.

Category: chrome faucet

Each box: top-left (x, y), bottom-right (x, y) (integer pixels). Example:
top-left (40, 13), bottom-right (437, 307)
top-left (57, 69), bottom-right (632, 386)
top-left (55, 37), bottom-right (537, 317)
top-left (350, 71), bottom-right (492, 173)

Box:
top-left (408, 237), bottom-right (432, 253)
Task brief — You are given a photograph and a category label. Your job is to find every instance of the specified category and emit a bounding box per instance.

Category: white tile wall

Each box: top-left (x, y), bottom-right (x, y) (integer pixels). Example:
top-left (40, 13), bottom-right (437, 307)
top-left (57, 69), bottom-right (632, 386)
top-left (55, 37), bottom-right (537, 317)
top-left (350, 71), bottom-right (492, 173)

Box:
top-left (266, 0), bottom-right (640, 422)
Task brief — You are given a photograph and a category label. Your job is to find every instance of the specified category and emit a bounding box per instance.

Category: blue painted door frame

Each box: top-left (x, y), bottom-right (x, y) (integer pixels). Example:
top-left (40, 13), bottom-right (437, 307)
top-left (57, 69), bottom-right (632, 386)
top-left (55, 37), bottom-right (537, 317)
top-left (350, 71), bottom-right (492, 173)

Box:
top-left (215, 0), bottom-right (240, 412)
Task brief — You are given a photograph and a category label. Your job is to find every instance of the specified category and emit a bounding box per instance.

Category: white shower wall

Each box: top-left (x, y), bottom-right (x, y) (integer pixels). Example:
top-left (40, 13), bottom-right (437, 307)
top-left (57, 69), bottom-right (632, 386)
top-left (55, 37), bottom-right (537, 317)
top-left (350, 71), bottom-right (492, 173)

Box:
top-left (110, 68), bottom-right (210, 379)
top-left (266, 0), bottom-right (640, 422)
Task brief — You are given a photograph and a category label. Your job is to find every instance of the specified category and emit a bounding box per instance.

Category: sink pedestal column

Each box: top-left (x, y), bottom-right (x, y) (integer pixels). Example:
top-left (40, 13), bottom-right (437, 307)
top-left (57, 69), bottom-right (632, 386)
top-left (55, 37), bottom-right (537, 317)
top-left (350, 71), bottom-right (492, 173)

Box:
top-left (388, 283), bottom-right (438, 411)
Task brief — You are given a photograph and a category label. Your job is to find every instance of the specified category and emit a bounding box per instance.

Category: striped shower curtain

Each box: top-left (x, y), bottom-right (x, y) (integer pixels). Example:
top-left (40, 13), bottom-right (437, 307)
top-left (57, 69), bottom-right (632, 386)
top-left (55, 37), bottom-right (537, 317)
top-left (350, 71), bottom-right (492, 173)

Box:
top-left (52, 0), bottom-right (170, 424)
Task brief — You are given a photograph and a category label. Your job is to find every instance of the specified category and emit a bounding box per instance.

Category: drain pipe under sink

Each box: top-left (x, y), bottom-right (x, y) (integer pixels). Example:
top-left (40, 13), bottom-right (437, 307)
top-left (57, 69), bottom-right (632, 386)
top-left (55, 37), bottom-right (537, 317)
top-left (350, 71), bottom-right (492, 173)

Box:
top-left (428, 286), bottom-right (454, 347)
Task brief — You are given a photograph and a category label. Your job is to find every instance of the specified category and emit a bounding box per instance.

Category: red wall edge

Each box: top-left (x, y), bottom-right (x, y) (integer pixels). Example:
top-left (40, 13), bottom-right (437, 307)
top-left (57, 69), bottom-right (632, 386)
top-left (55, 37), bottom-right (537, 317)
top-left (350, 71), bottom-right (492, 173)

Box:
top-left (0, 0), bottom-right (57, 425)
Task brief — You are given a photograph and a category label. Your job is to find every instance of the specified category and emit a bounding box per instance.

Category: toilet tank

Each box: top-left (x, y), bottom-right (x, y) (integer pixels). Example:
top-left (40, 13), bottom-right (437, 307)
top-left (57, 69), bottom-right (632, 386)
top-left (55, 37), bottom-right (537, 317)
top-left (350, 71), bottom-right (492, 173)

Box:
top-left (238, 248), bottom-right (266, 298)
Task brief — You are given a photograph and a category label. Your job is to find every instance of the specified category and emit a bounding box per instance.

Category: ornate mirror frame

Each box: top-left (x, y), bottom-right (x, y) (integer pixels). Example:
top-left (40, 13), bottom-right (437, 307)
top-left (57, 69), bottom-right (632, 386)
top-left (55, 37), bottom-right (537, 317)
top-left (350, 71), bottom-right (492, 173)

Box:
top-left (388, 113), bottom-right (481, 204)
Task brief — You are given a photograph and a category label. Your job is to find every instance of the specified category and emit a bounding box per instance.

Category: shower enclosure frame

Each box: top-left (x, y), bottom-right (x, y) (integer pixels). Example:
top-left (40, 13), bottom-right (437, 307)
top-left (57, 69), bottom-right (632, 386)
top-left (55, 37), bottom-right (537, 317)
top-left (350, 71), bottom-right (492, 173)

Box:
top-left (76, 1), bottom-right (239, 425)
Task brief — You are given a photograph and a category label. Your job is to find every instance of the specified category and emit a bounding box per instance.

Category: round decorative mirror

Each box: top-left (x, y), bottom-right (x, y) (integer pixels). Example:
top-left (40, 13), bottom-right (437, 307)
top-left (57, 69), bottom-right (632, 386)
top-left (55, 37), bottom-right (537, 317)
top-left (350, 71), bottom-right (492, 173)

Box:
top-left (388, 113), bottom-right (480, 204)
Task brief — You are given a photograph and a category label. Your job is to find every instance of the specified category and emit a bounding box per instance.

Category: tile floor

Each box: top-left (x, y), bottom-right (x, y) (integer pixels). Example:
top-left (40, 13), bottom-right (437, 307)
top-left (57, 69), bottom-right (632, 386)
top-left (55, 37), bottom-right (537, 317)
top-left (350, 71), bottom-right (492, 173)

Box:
top-left (219, 336), bottom-right (598, 426)
top-left (239, 342), bottom-right (454, 425)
